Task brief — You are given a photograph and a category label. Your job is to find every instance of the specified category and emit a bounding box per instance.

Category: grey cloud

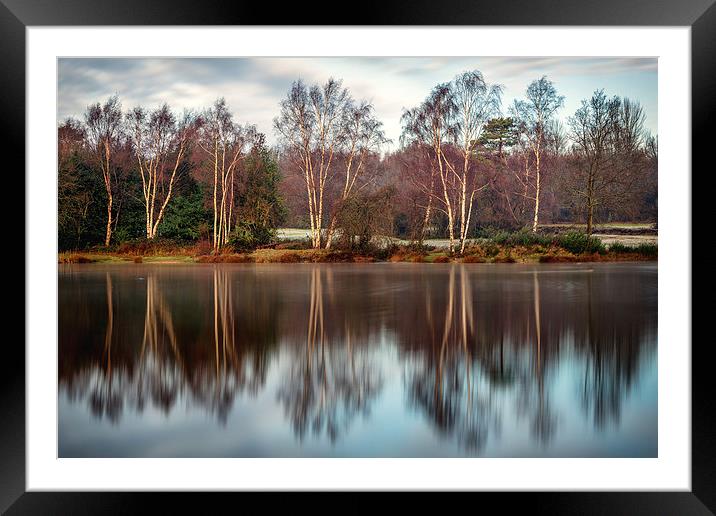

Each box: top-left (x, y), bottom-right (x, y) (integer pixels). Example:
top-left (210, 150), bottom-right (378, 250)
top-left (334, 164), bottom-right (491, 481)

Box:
top-left (58, 56), bottom-right (657, 148)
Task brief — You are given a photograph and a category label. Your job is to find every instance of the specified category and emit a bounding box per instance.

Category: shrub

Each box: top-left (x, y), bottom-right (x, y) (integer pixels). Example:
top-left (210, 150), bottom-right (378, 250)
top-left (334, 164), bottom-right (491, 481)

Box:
top-left (194, 239), bottom-right (213, 256)
top-left (539, 254), bottom-right (574, 263)
top-left (334, 186), bottom-right (396, 254)
top-left (483, 243), bottom-right (500, 257)
top-left (473, 224), bottom-right (523, 238)
top-left (635, 243), bottom-right (658, 257)
top-left (115, 237), bottom-right (185, 256)
top-left (609, 242), bottom-right (631, 253)
top-left (229, 220), bottom-right (276, 252)
top-left (324, 251), bottom-right (355, 262)
top-left (275, 238), bottom-right (313, 250)
top-left (485, 228), bottom-right (553, 247)
top-left (59, 254), bottom-right (95, 264)
top-left (494, 254), bottom-right (516, 263)
top-left (609, 241), bottom-right (657, 257)
top-left (277, 252), bottom-right (301, 263)
top-left (556, 231), bottom-right (605, 254)
top-left (158, 187), bottom-right (210, 242)
top-left (402, 242), bottom-right (435, 254)
top-left (197, 253), bottom-right (253, 263)
top-left (370, 242), bottom-right (399, 261)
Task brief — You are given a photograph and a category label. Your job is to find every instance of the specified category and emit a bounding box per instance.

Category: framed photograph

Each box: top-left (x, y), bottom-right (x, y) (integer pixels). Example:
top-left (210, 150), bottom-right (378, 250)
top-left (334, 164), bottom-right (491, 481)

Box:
top-left (3, 0), bottom-right (712, 511)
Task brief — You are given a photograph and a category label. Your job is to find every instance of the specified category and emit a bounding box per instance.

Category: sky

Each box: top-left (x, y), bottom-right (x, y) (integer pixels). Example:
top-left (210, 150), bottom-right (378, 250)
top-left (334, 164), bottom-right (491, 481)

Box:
top-left (58, 57), bottom-right (657, 150)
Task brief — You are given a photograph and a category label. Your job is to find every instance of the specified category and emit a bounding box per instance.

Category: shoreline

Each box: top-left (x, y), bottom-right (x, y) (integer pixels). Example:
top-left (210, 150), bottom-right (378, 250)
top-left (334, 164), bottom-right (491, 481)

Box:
top-left (58, 246), bottom-right (657, 265)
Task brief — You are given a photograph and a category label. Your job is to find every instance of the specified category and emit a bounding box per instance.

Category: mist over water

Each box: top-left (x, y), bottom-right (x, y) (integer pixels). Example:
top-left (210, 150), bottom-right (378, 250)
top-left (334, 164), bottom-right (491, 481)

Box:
top-left (58, 262), bottom-right (657, 457)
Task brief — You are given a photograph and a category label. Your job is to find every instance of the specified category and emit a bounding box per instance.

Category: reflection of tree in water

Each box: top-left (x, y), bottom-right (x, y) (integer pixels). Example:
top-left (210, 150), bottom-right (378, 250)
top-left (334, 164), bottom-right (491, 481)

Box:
top-left (513, 272), bottom-right (557, 446)
top-left (577, 271), bottom-right (654, 430)
top-left (404, 265), bottom-right (499, 453)
top-left (191, 268), bottom-right (268, 422)
top-left (86, 272), bottom-right (122, 422)
top-left (398, 265), bottom-right (654, 453)
top-left (59, 263), bottom-right (656, 453)
top-left (131, 274), bottom-right (184, 416)
top-left (60, 267), bottom-right (280, 423)
top-left (277, 267), bottom-right (383, 443)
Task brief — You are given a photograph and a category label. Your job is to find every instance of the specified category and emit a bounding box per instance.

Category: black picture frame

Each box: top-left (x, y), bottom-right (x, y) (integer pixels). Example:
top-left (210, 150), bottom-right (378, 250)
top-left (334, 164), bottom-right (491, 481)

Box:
top-left (2, 0), bottom-right (712, 512)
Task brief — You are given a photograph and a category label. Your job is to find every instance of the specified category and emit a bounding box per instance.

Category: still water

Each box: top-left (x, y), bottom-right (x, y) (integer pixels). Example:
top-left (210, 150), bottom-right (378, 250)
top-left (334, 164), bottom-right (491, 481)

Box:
top-left (58, 262), bottom-right (657, 457)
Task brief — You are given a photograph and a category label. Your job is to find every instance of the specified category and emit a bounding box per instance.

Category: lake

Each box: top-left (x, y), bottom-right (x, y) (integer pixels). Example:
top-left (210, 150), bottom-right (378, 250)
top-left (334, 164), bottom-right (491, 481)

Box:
top-left (58, 262), bottom-right (657, 457)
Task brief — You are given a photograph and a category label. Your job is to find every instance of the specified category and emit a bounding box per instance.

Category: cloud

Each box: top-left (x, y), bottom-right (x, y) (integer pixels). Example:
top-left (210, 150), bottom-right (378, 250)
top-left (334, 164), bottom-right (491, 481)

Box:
top-left (58, 56), bottom-right (658, 148)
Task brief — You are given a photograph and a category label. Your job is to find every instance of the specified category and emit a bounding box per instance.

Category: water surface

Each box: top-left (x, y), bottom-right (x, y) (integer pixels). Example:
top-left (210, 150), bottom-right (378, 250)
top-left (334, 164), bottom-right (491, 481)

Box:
top-left (58, 262), bottom-right (657, 457)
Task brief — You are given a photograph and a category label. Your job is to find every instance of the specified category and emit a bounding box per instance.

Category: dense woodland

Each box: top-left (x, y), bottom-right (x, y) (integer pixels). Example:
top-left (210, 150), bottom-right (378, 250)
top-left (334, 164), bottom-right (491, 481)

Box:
top-left (58, 71), bottom-right (657, 254)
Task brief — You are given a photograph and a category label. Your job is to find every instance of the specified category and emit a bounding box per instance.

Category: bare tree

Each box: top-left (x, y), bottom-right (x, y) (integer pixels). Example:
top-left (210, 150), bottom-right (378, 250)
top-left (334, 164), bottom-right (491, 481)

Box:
top-left (401, 84), bottom-right (458, 251)
top-left (645, 132), bottom-right (658, 162)
top-left (325, 101), bottom-right (388, 248)
top-left (568, 90), bottom-right (647, 234)
top-left (85, 95), bottom-right (123, 246)
top-left (198, 98), bottom-right (256, 251)
top-left (127, 104), bottom-right (200, 239)
top-left (510, 76), bottom-right (564, 233)
top-left (402, 71), bottom-right (501, 254)
top-left (274, 78), bottom-right (350, 249)
top-left (449, 71), bottom-right (502, 253)
top-left (58, 117), bottom-right (86, 157)
top-left (390, 143), bottom-right (437, 244)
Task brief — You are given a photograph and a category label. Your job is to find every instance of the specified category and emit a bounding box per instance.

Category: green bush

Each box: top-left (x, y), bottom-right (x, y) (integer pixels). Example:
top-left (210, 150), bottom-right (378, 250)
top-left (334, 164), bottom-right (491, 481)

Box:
top-left (609, 242), bottom-right (631, 253)
top-left (370, 242), bottom-right (400, 261)
top-left (473, 226), bottom-right (500, 239)
top-left (634, 243), bottom-right (658, 257)
top-left (483, 243), bottom-right (500, 257)
top-left (486, 228), bottom-right (553, 247)
top-left (609, 242), bottom-right (658, 257)
top-left (556, 231), bottom-right (605, 254)
top-left (228, 220), bottom-right (276, 252)
top-left (158, 188), bottom-right (210, 242)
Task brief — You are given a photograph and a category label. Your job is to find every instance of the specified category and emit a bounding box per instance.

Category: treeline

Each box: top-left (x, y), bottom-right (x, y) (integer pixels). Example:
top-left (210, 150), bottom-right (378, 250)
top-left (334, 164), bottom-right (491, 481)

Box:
top-left (59, 97), bottom-right (285, 251)
top-left (58, 70), bottom-right (657, 254)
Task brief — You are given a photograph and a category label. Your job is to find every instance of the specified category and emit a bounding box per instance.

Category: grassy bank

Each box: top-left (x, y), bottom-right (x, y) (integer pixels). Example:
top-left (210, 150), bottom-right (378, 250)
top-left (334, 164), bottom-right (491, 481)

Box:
top-left (58, 253), bottom-right (197, 264)
top-left (59, 231), bottom-right (657, 265)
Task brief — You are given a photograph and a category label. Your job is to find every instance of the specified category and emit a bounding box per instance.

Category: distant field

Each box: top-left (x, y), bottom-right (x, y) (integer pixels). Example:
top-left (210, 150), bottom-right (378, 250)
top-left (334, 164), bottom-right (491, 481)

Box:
top-left (591, 234), bottom-right (658, 245)
top-left (277, 226), bottom-right (658, 247)
top-left (277, 228), bottom-right (313, 240)
top-left (541, 222), bottom-right (656, 229)
top-left (542, 222), bottom-right (657, 245)
top-left (540, 223), bottom-right (657, 234)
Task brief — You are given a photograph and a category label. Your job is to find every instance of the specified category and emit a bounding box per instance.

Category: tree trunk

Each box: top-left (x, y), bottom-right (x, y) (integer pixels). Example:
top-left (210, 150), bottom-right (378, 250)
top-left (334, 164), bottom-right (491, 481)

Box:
top-left (460, 191), bottom-right (476, 255)
top-left (316, 177), bottom-right (325, 249)
top-left (436, 148), bottom-right (455, 253)
top-left (212, 145), bottom-right (219, 251)
top-left (446, 210), bottom-right (455, 254)
top-left (104, 193), bottom-right (112, 247)
top-left (421, 195), bottom-right (432, 245)
top-left (532, 153), bottom-right (541, 233)
top-left (102, 145), bottom-right (113, 247)
top-left (325, 215), bottom-right (338, 250)
top-left (531, 145), bottom-right (542, 233)
top-left (458, 156), bottom-right (468, 253)
top-left (586, 167), bottom-right (595, 235)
